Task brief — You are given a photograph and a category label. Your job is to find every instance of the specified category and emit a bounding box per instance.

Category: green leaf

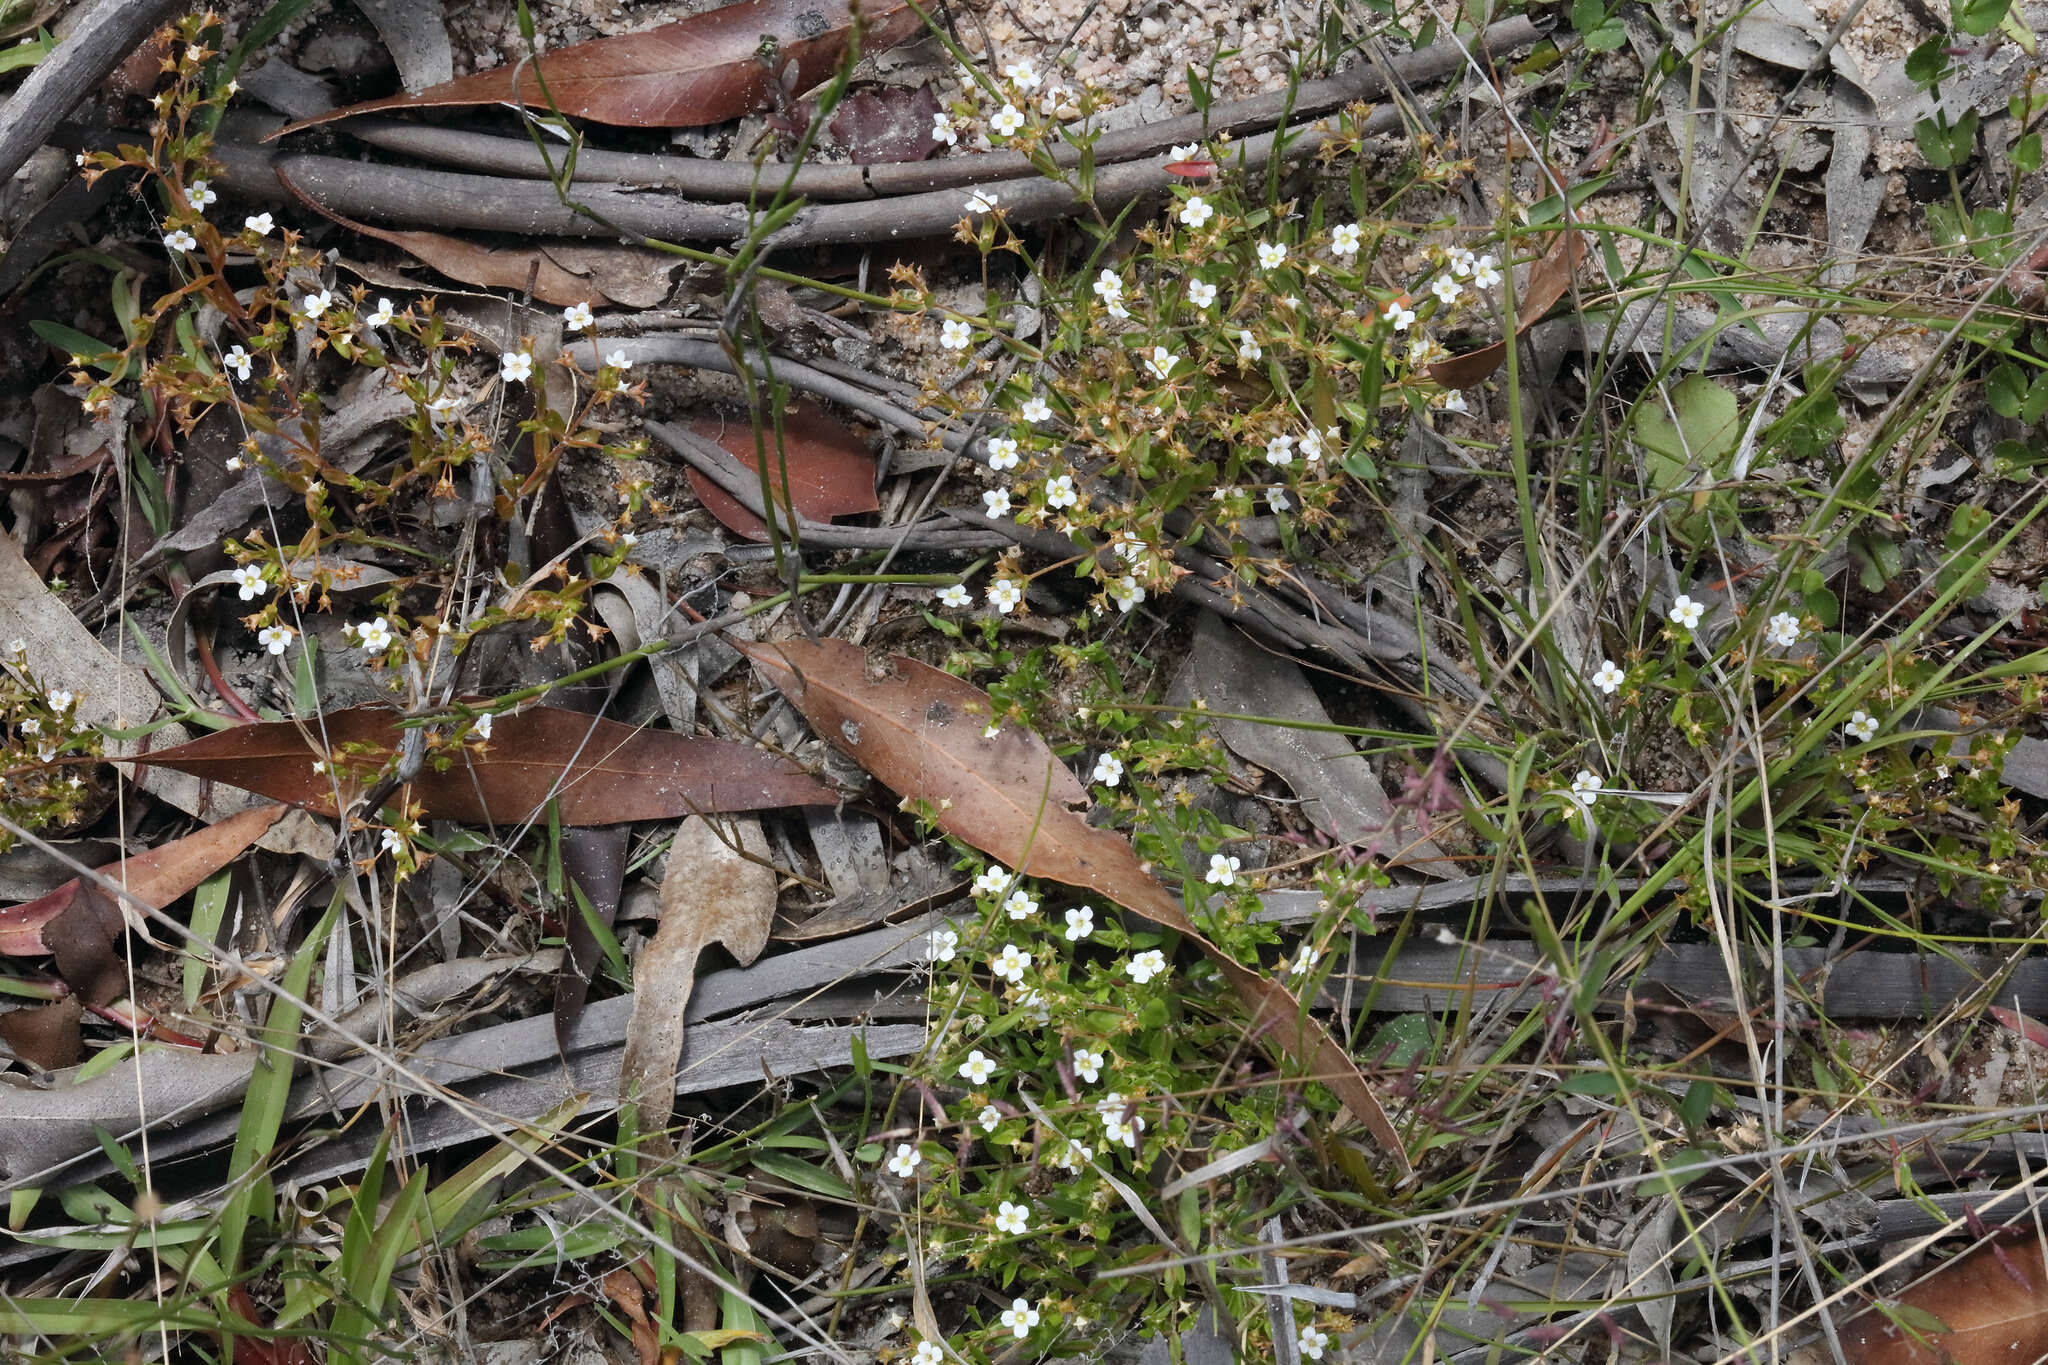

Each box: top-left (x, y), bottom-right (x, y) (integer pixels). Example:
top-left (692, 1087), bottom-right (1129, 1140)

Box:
top-left (1562, 1072), bottom-right (1622, 1096)
top-left (1584, 20), bottom-right (1627, 50)
top-left (1916, 115), bottom-right (1958, 169)
top-left (2014, 131), bottom-right (2044, 174)
top-left (1366, 1014), bottom-right (1438, 1069)
top-left (1524, 174), bottom-right (1615, 224)
top-left (748, 1151), bottom-right (852, 1200)
top-left (1904, 35), bottom-right (1947, 85)
top-left (1636, 1147), bottom-right (1714, 1195)
top-left (1989, 362), bottom-right (2029, 418)
top-left (183, 870), bottom-right (232, 1009)
top-left (2023, 373), bottom-right (2048, 426)
top-left (1954, 0), bottom-right (2010, 36)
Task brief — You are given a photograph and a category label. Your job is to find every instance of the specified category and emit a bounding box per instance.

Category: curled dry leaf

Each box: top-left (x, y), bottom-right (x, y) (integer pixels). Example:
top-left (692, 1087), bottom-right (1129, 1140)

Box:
top-left (1799, 1231), bottom-right (2048, 1365)
top-left (685, 401), bottom-right (880, 543)
top-left (618, 815), bottom-right (777, 1150)
top-left (740, 637), bottom-right (1410, 1171)
top-left (142, 705), bottom-right (832, 825)
top-left (1425, 224), bottom-right (1586, 392)
top-left (272, 0), bottom-right (923, 133)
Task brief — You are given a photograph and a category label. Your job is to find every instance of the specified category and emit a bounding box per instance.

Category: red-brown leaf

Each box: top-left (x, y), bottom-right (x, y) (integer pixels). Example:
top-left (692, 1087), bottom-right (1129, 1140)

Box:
top-left (142, 706), bottom-right (832, 825)
top-left (272, 0), bottom-right (923, 133)
top-left (1425, 226), bottom-right (1586, 391)
top-left (1813, 1231), bottom-right (2048, 1365)
top-left (686, 401), bottom-right (880, 542)
top-left (1989, 1005), bottom-right (2048, 1048)
top-left (740, 637), bottom-right (1410, 1171)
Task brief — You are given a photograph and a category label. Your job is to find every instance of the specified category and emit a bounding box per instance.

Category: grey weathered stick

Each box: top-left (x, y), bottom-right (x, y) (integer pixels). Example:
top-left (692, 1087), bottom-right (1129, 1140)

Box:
top-left (0, 0), bottom-right (186, 188)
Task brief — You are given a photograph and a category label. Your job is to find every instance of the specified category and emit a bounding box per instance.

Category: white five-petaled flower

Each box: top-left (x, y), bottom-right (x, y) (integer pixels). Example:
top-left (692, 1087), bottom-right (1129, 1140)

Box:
top-left (1669, 594), bottom-right (1706, 630)
top-left (939, 318), bottom-right (973, 351)
top-left (990, 103), bottom-right (1025, 137)
top-left (1108, 529), bottom-right (1145, 562)
top-left (1044, 473), bottom-right (1078, 509)
top-left (1206, 852), bottom-right (1240, 886)
top-left (1056, 1137), bottom-right (1093, 1172)
top-left (563, 301), bottom-right (595, 330)
top-left (1441, 391), bottom-right (1470, 414)
top-left (978, 1104), bottom-right (1002, 1131)
top-left (1570, 769), bottom-right (1602, 807)
top-left (1064, 904), bottom-right (1096, 940)
top-left (380, 826), bottom-right (408, 855)
top-left (1299, 429), bottom-right (1324, 463)
top-left (1180, 195), bottom-right (1214, 229)
top-left (1144, 346), bottom-right (1178, 380)
top-left (187, 179), bottom-right (216, 209)
top-left (1092, 752), bottom-right (1123, 786)
top-left (958, 1049), bottom-right (999, 1084)
top-left (1074, 1048), bottom-right (1104, 1083)
top-left (1126, 949), bottom-right (1168, 984)
top-left (365, 298), bottom-right (395, 327)
top-left (993, 1200), bottom-right (1030, 1236)
top-left (1845, 710), bottom-right (1879, 742)
top-left (605, 349), bottom-right (631, 370)
top-left (912, 1341), bottom-right (944, 1365)
top-left (1430, 275), bottom-right (1463, 306)
top-left (983, 487), bottom-right (1012, 519)
top-left (973, 865), bottom-right (1012, 898)
top-left (1257, 240), bottom-right (1288, 269)
top-left (1591, 659), bottom-right (1626, 695)
top-left (474, 712), bottom-right (492, 740)
top-left (886, 1143), bottom-right (922, 1178)
top-left (5, 639), bottom-right (23, 658)
top-left (356, 616), bottom-right (393, 653)
top-left (1018, 395), bottom-right (1051, 423)
top-left (224, 345), bottom-right (252, 380)
top-left (259, 624), bottom-right (295, 656)
top-left (991, 943), bottom-right (1032, 982)
top-left (163, 228), bottom-right (197, 253)
top-left (1093, 269), bottom-right (1123, 305)
top-left (230, 565), bottom-right (269, 601)
top-left (1238, 330), bottom-right (1263, 362)
top-left (1471, 254), bottom-right (1502, 289)
top-left (1767, 611), bottom-right (1804, 648)
top-left (1299, 1325), bottom-right (1331, 1361)
top-left (931, 112), bottom-right (957, 146)
top-left (1003, 58), bottom-right (1040, 89)
top-left (1100, 1094), bottom-right (1146, 1147)
top-left (986, 436), bottom-right (1020, 469)
top-left (1291, 946), bottom-right (1322, 976)
top-left (1330, 222), bottom-right (1362, 256)
top-left (987, 577), bottom-right (1024, 614)
top-left (225, 456), bottom-right (244, 472)
top-left (44, 691), bottom-right (72, 713)
top-left (500, 350), bottom-right (534, 383)
top-left (1264, 434), bottom-right (1295, 468)
top-left (928, 926), bottom-right (959, 961)
top-left (998, 1297), bottom-right (1039, 1337)
top-left (1170, 142), bottom-right (1200, 160)
top-left (299, 289), bottom-right (333, 319)
top-left (937, 583), bottom-right (972, 608)
top-left (964, 187), bottom-right (999, 215)
top-left (1384, 299), bottom-right (1416, 331)
top-left (1003, 888), bottom-right (1038, 921)
top-left (1188, 278), bottom-right (1217, 308)
top-left (244, 212), bottom-right (273, 236)
top-left (1109, 575), bottom-right (1144, 613)
top-left (1447, 246), bottom-right (1476, 278)
top-left (17, 718), bottom-right (36, 736)
top-left (428, 394), bottom-right (463, 419)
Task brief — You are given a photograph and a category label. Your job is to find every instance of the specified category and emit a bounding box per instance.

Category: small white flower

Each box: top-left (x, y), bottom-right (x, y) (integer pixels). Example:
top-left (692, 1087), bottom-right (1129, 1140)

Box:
top-left (1144, 346), bottom-right (1178, 380)
top-left (224, 345), bottom-right (252, 381)
top-left (1265, 434), bottom-right (1295, 468)
top-left (356, 616), bottom-right (393, 653)
top-left (1018, 395), bottom-right (1051, 423)
top-left (932, 112), bottom-right (957, 146)
top-left (998, 1296), bottom-right (1038, 1336)
top-left (1291, 946), bottom-right (1322, 976)
top-left (1845, 710), bottom-right (1879, 742)
top-left (978, 1104), bottom-right (1002, 1132)
top-left (1440, 391), bottom-right (1470, 414)
top-left (1056, 1137), bottom-right (1093, 1172)
top-left (886, 1143), bottom-right (923, 1178)
top-left (1044, 474), bottom-right (1079, 510)
top-left (958, 1049), bottom-right (999, 1084)
top-left (987, 577), bottom-right (1024, 613)
top-left (1237, 330), bottom-right (1262, 361)
top-left (1430, 275), bottom-right (1463, 306)
top-left (1092, 753), bottom-right (1123, 786)
top-left (991, 103), bottom-right (1025, 137)
top-left (1408, 337), bottom-right (1437, 367)
top-left (1270, 487), bottom-right (1292, 512)
top-left (428, 394), bottom-right (464, 419)
top-left (1299, 1325), bottom-right (1331, 1360)
top-left (973, 865), bottom-right (1011, 898)
top-left (1471, 254), bottom-right (1502, 289)
top-left (17, 718), bottom-right (37, 736)
top-left (5, 639), bottom-right (24, 658)
top-left (1330, 222), bottom-right (1362, 256)
top-left (1100, 1098), bottom-right (1146, 1148)
top-left (244, 212), bottom-right (273, 236)
top-left (500, 350), bottom-right (534, 383)
top-left (938, 583), bottom-right (973, 608)
top-left (1109, 575), bottom-right (1144, 613)
top-left (985, 436), bottom-right (1020, 470)
top-left (1126, 949), bottom-right (1168, 984)
top-left (1170, 143), bottom-right (1200, 160)
top-left (991, 943), bottom-right (1032, 982)
top-left (1299, 429), bottom-right (1324, 463)
top-left (1205, 853), bottom-right (1241, 886)
top-left (1073, 1048), bottom-right (1104, 1083)
top-left (928, 927), bottom-right (960, 962)
top-left (299, 289), bottom-right (333, 319)
top-left (1002, 888), bottom-right (1038, 921)
top-left (1591, 660), bottom-right (1626, 695)
top-left (993, 1200), bottom-right (1030, 1236)
top-left (1180, 195), bottom-right (1215, 229)
top-left (1103, 297), bottom-right (1129, 320)
top-left (473, 712), bottom-right (492, 740)
top-left (1257, 240), bottom-right (1289, 269)
top-left (45, 690), bottom-right (72, 712)
top-left (1767, 611), bottom-right (1804, 648)
top-left (163, 228), bottom-right (197, 253)
top-left (187, 179), bottom-right (216, 210)
top-left (225, 456), bottom-right (244, 472)
top-left (1003, 58), bottom-right (1040, 89)
top-left (380, 826), bottom-right (407, 855)
top-left (1093, 269), bottom-right (1123, 304)
top-left (964, 187), bottom-right (999, 215)
top-left (912, 1342), bottom-right (944, 1365)
top-left (983, 487), bottom-right (1012, 519)
top-left (1187, 278), bottom-right (1217, 308)
top-left (230, 565), bottom-right (269, 601)
top-left (1384, 299), bottom-right (1416, 331)
top-left (604, 349), bottom-right (631, 370)
top-left (365, 298), bottom-right (394, 327)
top-left (1064, 904), bottom-right (1095, 940)
top-left (1570, 769), bottom-right (1602, 807)
top-left (563, 301), bottom-right (594, 330)
top-left (939, 318), bottom-right (973, 351)
top-left (1669, 594), bottom-right (1706, 630)
top-left (1447, 246), bottom-right (1476, 278)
